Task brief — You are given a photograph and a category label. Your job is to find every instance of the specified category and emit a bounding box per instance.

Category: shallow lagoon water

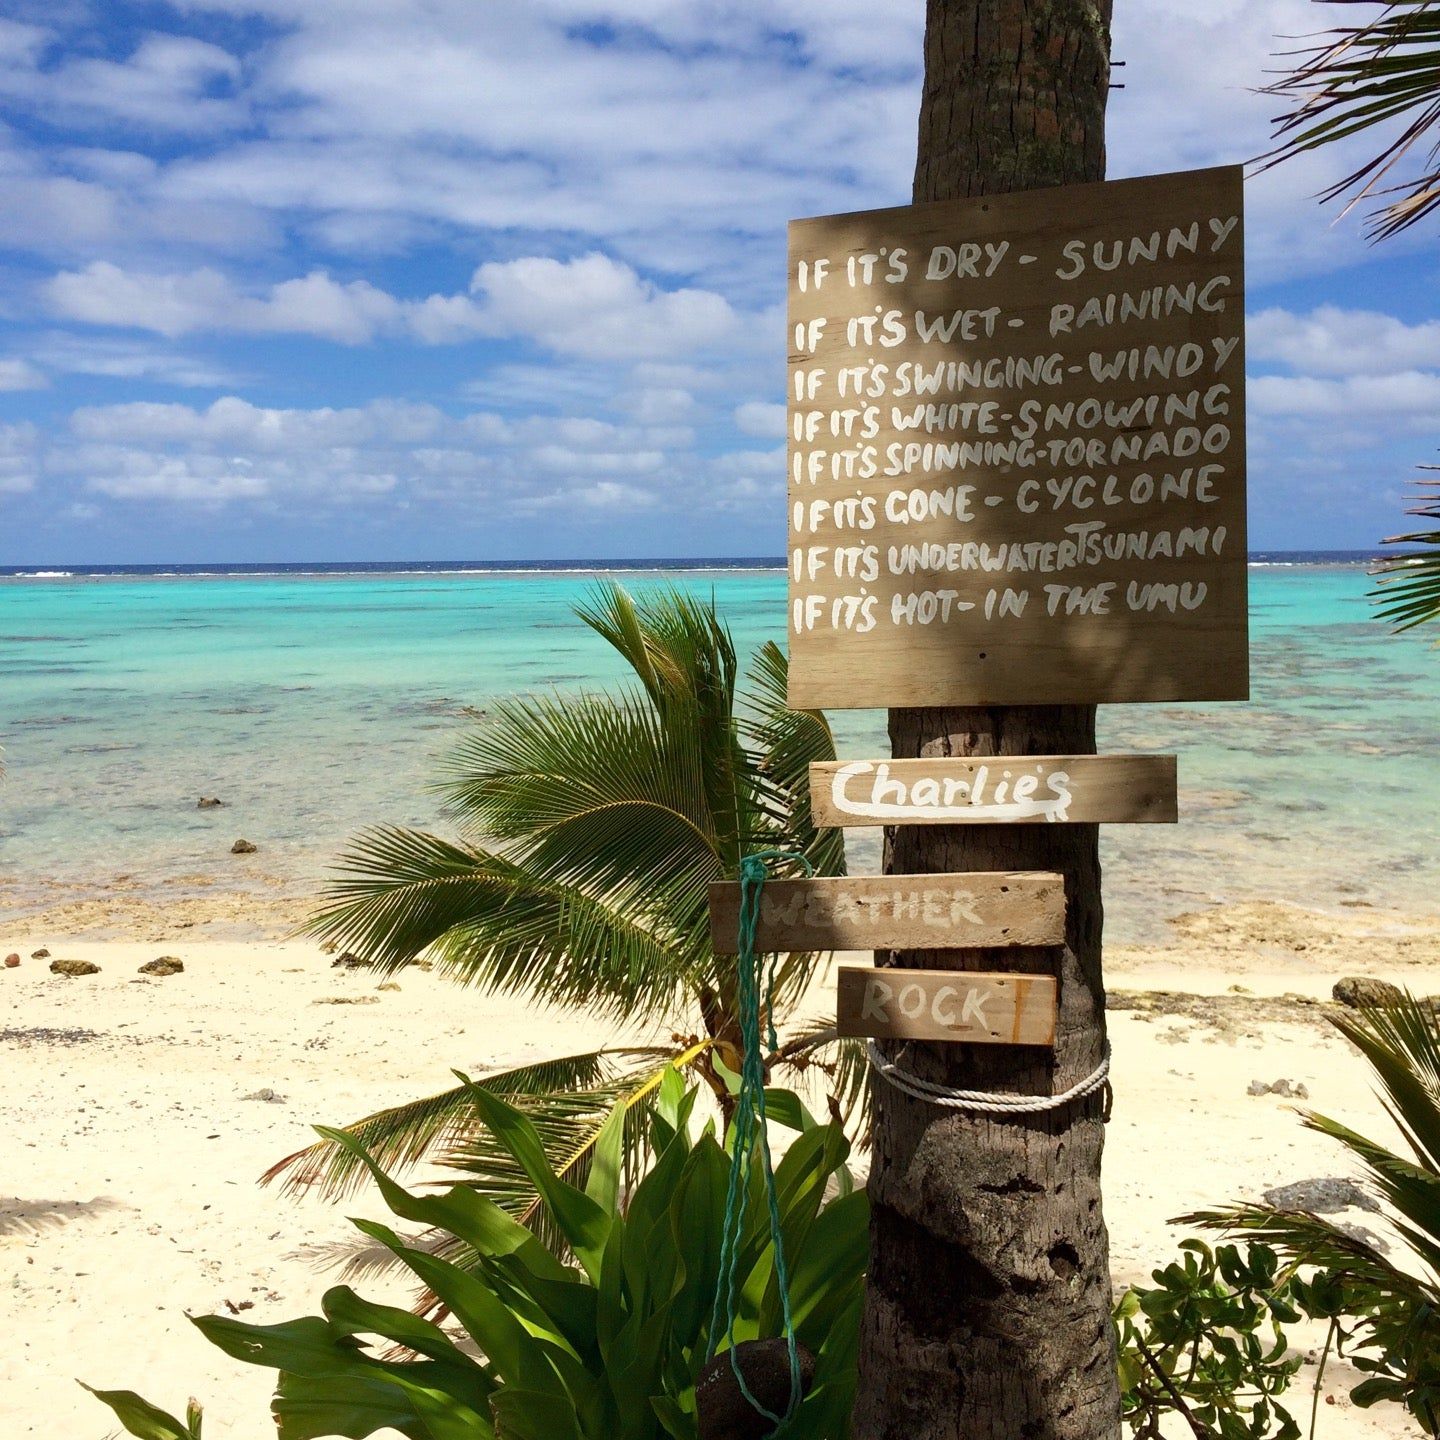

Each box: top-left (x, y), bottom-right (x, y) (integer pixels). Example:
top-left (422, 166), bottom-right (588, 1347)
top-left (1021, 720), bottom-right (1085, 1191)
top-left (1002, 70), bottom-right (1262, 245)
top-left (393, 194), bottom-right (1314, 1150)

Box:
top-left (1, 563), bottom-right (1436, 942)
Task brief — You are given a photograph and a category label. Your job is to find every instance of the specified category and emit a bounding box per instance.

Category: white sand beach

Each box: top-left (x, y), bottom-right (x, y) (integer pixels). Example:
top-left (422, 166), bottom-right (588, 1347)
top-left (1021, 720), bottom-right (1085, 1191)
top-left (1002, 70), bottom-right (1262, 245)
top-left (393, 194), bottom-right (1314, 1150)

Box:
top-left (4, 900), bottom-right (1439, 1438)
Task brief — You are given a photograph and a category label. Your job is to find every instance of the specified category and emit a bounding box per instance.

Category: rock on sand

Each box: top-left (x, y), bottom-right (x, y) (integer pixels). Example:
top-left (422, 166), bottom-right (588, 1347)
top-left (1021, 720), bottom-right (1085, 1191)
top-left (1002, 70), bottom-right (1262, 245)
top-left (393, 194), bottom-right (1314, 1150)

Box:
top-left (49, 959), bottom-right (100, 977)
top-left (138, 957), bottom-right (184, 977)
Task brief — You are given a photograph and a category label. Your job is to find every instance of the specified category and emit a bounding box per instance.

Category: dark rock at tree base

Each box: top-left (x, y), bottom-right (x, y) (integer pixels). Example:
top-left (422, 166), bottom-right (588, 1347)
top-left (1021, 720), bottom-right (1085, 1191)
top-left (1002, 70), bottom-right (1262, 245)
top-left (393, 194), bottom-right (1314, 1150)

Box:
top-left (197, 796), bottom-right (223, 809)
top-left (230, 838), bottom-right (257, 854)
top-left (1333, 976), bottom-right (1404, 1009)
top-left (1262, 1177), bottom-right (1380, 1215)
top-left (4, 953), bottom-right (18, 968)
top-left (50, 959), bottom-right (100, 977)
top-left (139, 957), bottom-right (183, 977)
top-left (30, 948), bottom-right (49, 959)
top-left (695, 1339), bottom-right (816, 1440)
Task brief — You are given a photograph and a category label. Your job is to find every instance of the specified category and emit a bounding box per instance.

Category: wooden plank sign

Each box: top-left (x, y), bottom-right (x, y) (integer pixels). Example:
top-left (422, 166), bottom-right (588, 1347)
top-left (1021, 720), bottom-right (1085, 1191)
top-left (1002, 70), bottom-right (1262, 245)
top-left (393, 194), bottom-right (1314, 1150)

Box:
top-left (810, 754), bottom-right (1176, 826)
top-left (709, 872), bottom-right (1064, 953)
top-left (837, 966), bottom-right (1057, 1046)
top-left (787, 164), bottom-right (1247, 709)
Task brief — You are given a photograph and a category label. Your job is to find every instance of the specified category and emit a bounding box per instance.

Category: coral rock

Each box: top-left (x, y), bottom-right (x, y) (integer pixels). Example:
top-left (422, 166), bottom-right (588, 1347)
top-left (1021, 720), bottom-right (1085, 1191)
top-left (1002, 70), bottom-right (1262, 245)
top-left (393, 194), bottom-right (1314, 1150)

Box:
top-left (1332, 976), bottom-right (1404, 1009)
top-left (50, 959), bottom-right (100, 977)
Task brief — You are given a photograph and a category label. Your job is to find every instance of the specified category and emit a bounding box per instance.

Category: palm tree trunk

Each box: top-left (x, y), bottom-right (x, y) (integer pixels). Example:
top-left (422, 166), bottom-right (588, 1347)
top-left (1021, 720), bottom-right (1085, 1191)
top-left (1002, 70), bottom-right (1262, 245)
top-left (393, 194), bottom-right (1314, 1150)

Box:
top-left (852, 5), bottom-right (1119, 1439)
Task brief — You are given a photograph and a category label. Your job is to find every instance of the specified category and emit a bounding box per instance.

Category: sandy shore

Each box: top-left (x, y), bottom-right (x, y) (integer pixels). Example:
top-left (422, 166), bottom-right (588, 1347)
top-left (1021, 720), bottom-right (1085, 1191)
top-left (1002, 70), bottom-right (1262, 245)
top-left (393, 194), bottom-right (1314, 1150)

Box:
top-left (4, 900), bottom-right (1439, 1438)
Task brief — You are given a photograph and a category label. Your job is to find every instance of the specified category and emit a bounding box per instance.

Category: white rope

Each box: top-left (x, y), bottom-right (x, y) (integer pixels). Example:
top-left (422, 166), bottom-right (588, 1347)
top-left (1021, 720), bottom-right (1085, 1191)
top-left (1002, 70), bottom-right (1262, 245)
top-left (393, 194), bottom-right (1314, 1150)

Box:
top-left (866, 1041), bottom-right (1111, 1113)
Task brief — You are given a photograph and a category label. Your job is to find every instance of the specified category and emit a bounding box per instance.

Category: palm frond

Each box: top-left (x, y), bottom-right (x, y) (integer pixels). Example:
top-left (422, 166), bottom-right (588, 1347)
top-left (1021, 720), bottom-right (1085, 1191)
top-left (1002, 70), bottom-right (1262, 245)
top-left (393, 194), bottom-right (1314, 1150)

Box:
top-left (288, 1043), bottom-right (716, 1322)
top-left (574, 581), bottom-right (738, 723)
top-left (438, 691), bottom-right (726, 907)
top-left (768, 1017), bottom-right (872, 1136)
top-left (742, 640), bottom-right (846, 880)
top-left (1185, 989), bottom-right (1440, 1422)
top-left (440, 690), bottom-right (712, 845)
top-left (306, 830), bottom-right (697, 1021)
top-left (1373, 469), bottom-right (1440, 630)
top-left (1183, 1201), bottom-right (1431, 1304)
top-left (1328, 992), bottom-right (1440, 1172)
top-left (261, 1048), bottom-right (627, 1199)
top-left (576, 582), bottom-right (754, 874)
top-left (1262, 0), bottom-right (1440, 239)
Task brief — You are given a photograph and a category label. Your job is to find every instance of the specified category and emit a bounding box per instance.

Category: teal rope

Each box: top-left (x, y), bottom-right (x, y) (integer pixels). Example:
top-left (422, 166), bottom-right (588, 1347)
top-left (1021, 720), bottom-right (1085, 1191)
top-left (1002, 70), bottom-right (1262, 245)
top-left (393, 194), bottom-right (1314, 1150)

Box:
top-left (707, 848), bottom-right (814, 1433)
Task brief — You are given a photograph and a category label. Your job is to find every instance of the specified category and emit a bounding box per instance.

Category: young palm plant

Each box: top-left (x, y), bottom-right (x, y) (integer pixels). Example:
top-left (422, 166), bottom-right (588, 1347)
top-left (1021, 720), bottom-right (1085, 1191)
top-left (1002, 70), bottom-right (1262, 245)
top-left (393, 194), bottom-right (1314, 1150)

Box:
top-left (1185, 993), bottom-right (1440, 1433)
top-left (265, 582), bottom-right (857, 1276)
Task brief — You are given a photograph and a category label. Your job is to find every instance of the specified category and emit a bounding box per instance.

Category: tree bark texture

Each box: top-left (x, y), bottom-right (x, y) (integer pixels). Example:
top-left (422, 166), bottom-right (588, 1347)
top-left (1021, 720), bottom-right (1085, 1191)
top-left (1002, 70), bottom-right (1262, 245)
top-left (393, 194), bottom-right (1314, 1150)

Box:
top-left (853, 5), bottom-right (1118, 1439)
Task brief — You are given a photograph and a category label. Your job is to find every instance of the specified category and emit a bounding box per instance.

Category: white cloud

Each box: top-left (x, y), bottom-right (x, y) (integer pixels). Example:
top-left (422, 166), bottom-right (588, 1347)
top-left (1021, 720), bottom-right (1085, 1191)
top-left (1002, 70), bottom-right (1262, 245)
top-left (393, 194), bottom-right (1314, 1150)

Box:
top-left (43, 252), bottom-right (748, 360)
top-left (466, 253), bottom-right (739, 360)
top-left (82, 451), bottom-right (271, 502)
top-left (46, 394), bottom-right (708, 514)
top-left (29, 333), bottom-right (239, 387)
top-left (1110, 0), bottom-right (1413, 284)
top-left (0, 420), bottom-right (39, 494)
top-left (1252, 306), bottom-right (1440, 377)
top-left (45, 262), bottom-right (404, 344)
top-left (0, 357), bottom-right (45, 390)
top-left (68, 396), bottom-right (432, 450)
top-left (7, 0), bottom-right (1438, 551)
top-left (262, 271), bottom-right (402, 344)
top-left (0, 0), bottom-right (1410, 294)
top-left (622, 386), bottom-right (696, 425)
top-left (1251, 371), bottom-right (1440, 424)
top-left (0, 30), bottom-right (247, 133)
top-left (47, 263), bottom-right (239, 338)
top-left (734, 400), bottom-right (785, 438)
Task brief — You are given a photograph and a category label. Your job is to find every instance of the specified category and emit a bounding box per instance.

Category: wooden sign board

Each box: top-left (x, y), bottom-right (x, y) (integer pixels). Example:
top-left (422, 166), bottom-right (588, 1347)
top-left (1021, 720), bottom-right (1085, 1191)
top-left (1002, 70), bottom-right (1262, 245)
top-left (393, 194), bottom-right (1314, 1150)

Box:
top-left (837, 966), bottom-right (1057, 1046)
top-left (709, 872), bottom-right (1064, 953)
top-left (810, 754), bottom-right (1176, 826)
top-left (787, 164), bottom-right (1248, 709)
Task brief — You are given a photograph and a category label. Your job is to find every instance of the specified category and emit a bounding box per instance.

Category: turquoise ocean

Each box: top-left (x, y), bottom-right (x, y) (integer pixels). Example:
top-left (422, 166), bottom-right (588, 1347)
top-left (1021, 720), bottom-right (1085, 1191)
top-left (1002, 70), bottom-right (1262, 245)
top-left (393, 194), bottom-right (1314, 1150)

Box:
top-left (1, 558), bottom-right (1436, 943)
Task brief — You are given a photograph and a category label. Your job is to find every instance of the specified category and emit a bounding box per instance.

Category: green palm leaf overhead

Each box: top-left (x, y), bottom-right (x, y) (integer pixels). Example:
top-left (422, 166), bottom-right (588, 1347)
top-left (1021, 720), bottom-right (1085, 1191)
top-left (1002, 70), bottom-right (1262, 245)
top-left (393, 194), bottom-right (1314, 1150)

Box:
top-left (1262, 0), bottom-right (1440, 240)
top-left (1263, 3), bottom-right (1440, 629)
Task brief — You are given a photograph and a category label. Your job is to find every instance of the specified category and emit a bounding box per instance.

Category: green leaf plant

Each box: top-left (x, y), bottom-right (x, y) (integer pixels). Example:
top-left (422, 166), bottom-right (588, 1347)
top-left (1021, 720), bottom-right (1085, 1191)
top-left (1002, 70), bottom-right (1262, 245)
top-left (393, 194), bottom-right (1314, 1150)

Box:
top-left (87, 1073), bottom-right (868, 1440)
top-left (1186, 991), bottom-right (1440, 1435)
top-left (1114, 1239), bottom-right (1305, 1440)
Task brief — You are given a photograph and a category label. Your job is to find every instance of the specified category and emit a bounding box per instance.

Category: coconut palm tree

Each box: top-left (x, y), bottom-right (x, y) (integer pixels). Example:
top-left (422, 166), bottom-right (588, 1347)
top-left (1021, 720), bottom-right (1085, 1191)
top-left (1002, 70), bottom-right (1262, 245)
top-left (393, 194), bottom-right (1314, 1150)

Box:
top-left (852, 5), bottom-right (1119, 1438)
top-left (1262, 0), bottom-right (1440, 630)
top-left (264, 582), bottom-right (857, 1267)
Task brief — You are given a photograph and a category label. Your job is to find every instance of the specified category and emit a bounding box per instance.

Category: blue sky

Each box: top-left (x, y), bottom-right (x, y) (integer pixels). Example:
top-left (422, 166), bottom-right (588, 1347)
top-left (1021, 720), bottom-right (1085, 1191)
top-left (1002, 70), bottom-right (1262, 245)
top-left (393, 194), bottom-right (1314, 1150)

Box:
top-left (0, 0), bottom-right (1436, 563)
